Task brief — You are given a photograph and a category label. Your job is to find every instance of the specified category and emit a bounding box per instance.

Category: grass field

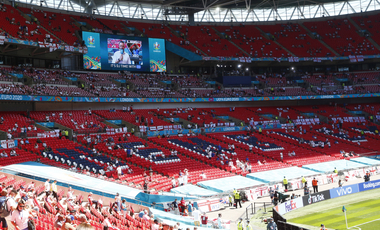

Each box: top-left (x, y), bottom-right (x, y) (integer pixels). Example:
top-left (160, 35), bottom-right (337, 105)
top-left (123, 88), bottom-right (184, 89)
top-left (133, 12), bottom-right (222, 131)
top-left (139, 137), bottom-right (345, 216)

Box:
top-left (284, 189), bottom-right (380, 230)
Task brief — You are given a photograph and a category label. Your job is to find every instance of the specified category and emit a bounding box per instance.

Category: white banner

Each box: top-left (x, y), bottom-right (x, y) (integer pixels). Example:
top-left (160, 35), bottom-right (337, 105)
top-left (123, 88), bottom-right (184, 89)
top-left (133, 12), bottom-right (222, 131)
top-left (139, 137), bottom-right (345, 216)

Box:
top-left (196, 198), bottom-right (221, 213)
top-left (245, 186), bottom-right (269, 201)
top-left (0, 36), bottom-right (5, 45)
top-left (274, 197), bottom-right (304, 215)
top-left (288, 57), bottom-right (299, 62)
top-left (37, 132), bottom-right (59, 138)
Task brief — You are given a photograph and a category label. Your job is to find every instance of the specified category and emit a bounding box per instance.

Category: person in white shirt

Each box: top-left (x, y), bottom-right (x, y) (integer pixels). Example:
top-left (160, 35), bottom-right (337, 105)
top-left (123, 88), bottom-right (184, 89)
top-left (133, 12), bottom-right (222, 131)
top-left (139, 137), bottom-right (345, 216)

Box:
top-left (247, 163), bottom-right (252, 173)
top-left (11, 200), bottom-right (29, 230)
top-left (183, 169), bottom-right (189, 185)
top-left (178, 176), bottom-right (184, 186)
top-left (112, 41), bottom-right (131, 64)
top-left (171, 178), bottom-right (177, 188)
top-left (44, 179), bottom-right (50, 196)
top-left (5, 189), bottom-right (18, 229)
top-left (193, 208), bottom-right (201, 226)
top-left (217, 213), bottom-right (223, 229)
top-left (117, 166), bottom-right (122, 176)
top-left (115, 193), bottom-right (121, 211)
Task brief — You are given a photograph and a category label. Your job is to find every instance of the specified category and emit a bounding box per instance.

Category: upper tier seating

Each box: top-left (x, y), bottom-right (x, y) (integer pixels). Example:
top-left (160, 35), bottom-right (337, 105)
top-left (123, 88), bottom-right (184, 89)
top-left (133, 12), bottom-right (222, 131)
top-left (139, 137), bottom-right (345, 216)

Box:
top-left (4, 4), bottom-right (380, 58)
top-left (19, 7), bottom-right (79, 45)
top-left (303, 19), bottom-right (378, 56)
top-left (176, 25), bottom-right (245, 57)
top-left (216, 25), bottom-right (287, 57)
top-left (257, 23), bottom-right (330, 57)
top-left (0, 6), bottom-right (54, 44)
top-left (352, 14), bottom-right (380, 46)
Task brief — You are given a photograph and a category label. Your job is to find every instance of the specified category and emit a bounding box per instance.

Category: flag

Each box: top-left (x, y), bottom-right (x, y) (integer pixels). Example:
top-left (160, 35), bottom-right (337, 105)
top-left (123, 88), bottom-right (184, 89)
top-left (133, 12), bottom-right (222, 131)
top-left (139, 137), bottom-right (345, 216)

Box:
top-left (349, 55), bottom-right (356, 62)
top-left (288, 57), bottom-right (299, 62)
top-left (342, 206), bottom-right (346, 212)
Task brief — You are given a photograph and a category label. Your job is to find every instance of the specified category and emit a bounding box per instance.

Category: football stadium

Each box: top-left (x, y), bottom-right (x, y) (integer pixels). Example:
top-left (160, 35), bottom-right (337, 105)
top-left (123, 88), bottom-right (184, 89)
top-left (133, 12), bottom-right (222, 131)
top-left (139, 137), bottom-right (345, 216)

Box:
top-left (0, 0), bottom-right (380, 229)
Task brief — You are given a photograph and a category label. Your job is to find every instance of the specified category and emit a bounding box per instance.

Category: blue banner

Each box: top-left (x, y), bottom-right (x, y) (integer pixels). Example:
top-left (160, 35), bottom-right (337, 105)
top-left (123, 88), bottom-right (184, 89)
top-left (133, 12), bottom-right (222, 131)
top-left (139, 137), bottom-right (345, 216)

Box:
top-left (350, 111), bottom-right (364, 114)
top-left (65, 77), bottom-right (78, 82)
top-left (301, 113), bottom-right (315, 117)
top-left (217, 116), bottom-right (229, 120)
top-left (114, 79), bottom-right (126, 83)
top-left (329, 184), bottom-right (359, 198)
top-left (251, 81), bottom-right (260, 84)
top-left (336, 78), bottom-right (349, 82)
top-left (10, 73), bottom-right (24, 78)
top-left (149, 38), bottom-right (166, 72)
top-left (358, 179), bottom-right (380, 192)
top-left (205, 81), bottom-right (216, 84)
top-left (161, 81), bottom-right (171, 84)
top-left (0, 93), bottom-right (379, 103)
top-left (37, 122), bottom-right (55, 128)
top-left (165, 118), bottom-right (179, 122)
top-left (106, 120), bottom-right (122, 125)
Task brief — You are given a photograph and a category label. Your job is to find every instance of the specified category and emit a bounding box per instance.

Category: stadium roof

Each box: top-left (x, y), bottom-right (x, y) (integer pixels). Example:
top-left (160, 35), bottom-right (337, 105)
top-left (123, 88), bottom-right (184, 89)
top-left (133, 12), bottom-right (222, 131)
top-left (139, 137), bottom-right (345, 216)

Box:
top-left (91, 0), bottom-right (348, 10)
top-left (24, 0), bottom-right (379, 21)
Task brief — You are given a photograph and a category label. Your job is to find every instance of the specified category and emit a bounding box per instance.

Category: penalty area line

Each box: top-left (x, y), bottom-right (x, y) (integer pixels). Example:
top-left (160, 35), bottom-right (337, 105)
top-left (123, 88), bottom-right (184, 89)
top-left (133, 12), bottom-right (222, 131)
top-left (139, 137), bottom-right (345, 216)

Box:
top-left (348, 217), bottom-right (380, 230)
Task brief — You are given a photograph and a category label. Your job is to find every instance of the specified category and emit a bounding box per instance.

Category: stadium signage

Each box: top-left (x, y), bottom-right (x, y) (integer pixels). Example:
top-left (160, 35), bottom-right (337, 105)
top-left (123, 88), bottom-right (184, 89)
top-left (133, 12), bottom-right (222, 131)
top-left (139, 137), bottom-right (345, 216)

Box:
top-left (320, 95), bottom-right (335, 99)
top-left (302, 190), bottom-right (331, 206)
top-left (119, 98), bottom-right (135, 102)
top-left (329, 184), bottom-right (359, 198)
top-left (0, 93), bottom-right (379, 103)
top-left (0, 95), bottom-right (23, 101)
top-left (214, 98), bottom-right (240, 102)
top-left (276, 177), bottom-right (379, 215)
top-left (358, 179), bottom-right (380, 191)
top-left (275, 197), bottom-right (304, 215)
top-left (196, 198), bottom-right (221, 213)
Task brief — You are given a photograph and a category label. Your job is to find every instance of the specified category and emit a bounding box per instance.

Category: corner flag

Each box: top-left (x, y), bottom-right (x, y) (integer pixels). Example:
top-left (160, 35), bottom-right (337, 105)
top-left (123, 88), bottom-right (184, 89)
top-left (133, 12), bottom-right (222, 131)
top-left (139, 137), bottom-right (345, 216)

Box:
top-left (343, 206), bottom-right (348, 228)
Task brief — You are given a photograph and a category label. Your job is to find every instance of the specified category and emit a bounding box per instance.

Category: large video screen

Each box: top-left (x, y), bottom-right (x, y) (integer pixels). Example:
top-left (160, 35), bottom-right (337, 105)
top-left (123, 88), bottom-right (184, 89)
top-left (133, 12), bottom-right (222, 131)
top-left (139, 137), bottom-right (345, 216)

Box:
top-left (82, 31), bottom-right (166, 72)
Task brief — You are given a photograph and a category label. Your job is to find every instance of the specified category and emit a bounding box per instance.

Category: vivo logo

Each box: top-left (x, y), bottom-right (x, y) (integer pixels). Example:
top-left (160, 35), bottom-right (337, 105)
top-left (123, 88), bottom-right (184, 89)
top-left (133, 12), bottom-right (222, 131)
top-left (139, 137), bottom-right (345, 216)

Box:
top-left (336, 187), bottom-right (353, 196)
top-left (329, 185), bottom-right (359, 198)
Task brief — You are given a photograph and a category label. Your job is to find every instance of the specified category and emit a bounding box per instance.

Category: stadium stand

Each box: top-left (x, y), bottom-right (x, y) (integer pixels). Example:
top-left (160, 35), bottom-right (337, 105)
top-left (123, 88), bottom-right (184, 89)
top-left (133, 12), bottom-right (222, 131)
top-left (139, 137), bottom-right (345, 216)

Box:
top-left (1, 2), bottom-right (380, 230)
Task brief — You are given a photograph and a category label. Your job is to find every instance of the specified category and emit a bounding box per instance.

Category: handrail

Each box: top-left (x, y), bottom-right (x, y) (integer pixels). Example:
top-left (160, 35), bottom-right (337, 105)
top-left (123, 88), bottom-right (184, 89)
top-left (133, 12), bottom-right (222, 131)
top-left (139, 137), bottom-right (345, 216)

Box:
top-left (239, 201), bottom-right (273, 221)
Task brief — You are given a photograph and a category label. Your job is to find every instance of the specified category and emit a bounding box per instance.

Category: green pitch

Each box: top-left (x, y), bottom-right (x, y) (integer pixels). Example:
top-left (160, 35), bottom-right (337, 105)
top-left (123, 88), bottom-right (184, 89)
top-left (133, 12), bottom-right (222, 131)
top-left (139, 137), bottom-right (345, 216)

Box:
top-left (284, 189), bottom-right (380, 230)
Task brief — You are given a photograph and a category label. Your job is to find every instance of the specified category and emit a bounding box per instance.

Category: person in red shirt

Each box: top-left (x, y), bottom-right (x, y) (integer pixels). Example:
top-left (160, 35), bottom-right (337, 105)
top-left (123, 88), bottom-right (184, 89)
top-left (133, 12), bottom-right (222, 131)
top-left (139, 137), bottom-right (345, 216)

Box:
top-left (0, 182), bottom-right (6, 193)
top-left (179, 197), bottom-right (186, 215)
top-left (201, 213), bottom-right (208, 226)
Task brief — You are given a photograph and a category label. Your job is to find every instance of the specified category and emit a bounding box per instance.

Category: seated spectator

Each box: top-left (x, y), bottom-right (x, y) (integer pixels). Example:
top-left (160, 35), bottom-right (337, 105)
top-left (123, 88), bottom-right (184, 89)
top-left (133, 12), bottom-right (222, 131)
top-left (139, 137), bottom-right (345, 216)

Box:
top-left (10, 149), bottom-right (17, 156)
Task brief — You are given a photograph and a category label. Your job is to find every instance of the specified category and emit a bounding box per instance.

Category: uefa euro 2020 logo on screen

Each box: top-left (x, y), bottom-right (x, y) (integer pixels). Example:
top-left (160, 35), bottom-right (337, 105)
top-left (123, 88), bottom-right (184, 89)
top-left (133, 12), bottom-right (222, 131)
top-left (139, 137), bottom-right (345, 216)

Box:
top-left (88, 36), bottom-right (95, 45)
top-left (154, 42), bottom-right (160, 50)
